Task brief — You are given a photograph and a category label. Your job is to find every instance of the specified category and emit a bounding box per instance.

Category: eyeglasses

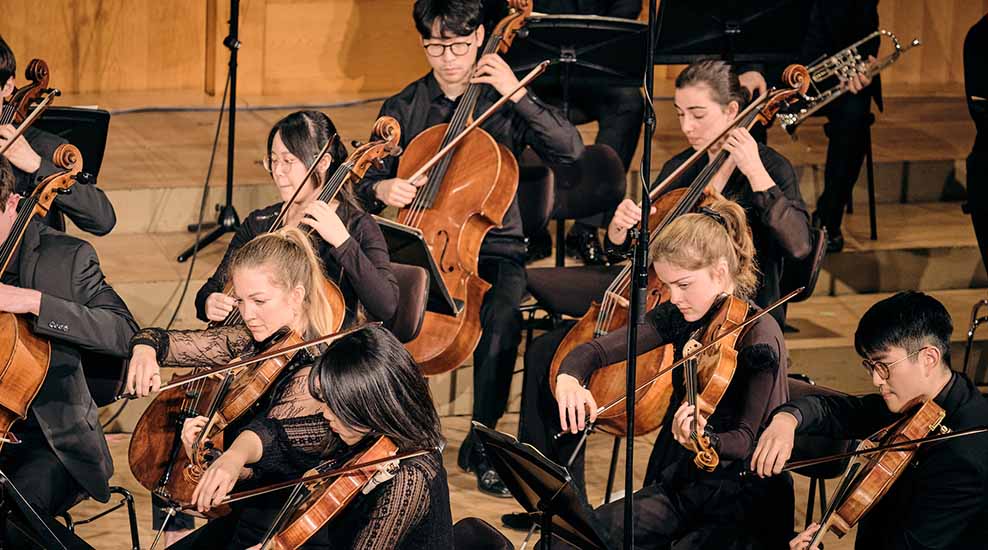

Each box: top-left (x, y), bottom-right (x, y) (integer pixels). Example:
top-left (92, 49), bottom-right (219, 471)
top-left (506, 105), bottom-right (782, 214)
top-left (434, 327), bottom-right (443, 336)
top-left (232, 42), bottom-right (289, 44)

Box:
top-left (423, 41), bottom-right (472, 57)
top-left (262, 155), bottom-right (298, 173)
top-left (861, 347), bottom-right (928, 380)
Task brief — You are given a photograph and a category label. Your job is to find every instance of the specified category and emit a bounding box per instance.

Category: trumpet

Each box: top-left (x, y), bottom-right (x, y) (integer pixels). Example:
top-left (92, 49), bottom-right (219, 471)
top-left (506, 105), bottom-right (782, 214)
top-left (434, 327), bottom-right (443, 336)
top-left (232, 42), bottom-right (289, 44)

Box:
top-left (778, 29), bottom-right (921, 135)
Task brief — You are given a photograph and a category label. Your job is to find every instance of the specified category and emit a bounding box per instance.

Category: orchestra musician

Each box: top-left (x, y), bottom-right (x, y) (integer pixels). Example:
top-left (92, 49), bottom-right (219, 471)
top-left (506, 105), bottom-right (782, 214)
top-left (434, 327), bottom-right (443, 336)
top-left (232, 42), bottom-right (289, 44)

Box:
top-left (169, 324), bottom-right (452, 549)
top-left (0, 157), bottom-right (138, 549)
top-left (0, 35), bottom-right (116, 236)
top-left (753, 291), bottom-right (988, 550)
top-left (523, 197), bottom-right (795, 547)
top-left (356, 0), bottom-right (583, 497)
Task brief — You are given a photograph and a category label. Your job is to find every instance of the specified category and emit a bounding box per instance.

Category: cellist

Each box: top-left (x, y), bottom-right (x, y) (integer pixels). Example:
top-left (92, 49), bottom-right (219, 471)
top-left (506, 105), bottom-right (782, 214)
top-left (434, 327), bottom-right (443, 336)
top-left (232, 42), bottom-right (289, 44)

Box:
top-left (355, 0), bottom-right (583, 497)
top-left (0, 35), bottom-right (116, 236)
top-left (753, 291), bottom-right (988, 550)
top-left (528, 198), bottom-right (795, 548)
top-left (0, 157), bottom-right (138, 549)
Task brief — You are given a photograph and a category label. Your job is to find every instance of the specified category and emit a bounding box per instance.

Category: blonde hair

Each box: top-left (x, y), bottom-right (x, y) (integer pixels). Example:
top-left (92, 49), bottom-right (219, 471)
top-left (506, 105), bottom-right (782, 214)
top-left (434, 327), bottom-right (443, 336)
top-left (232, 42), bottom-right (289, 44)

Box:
top-left (228, 227), bottom-right (337, 337)
top-left (649, 198), bottom-right (759, 299)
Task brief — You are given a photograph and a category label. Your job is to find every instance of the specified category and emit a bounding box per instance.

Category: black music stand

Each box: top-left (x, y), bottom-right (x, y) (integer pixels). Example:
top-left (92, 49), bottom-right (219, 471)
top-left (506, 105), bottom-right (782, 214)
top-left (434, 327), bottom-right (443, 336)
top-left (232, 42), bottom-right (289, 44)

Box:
top-left (652, 0), bottom-right (810, 64)
top-left (473, 423), bottom-right (612, 550)
top-left (374, 216), bottom-right (459, 317)
top-left (34, 107), bottom-right (110, 180)
top-left (502, 14), bottom-right (647, 117)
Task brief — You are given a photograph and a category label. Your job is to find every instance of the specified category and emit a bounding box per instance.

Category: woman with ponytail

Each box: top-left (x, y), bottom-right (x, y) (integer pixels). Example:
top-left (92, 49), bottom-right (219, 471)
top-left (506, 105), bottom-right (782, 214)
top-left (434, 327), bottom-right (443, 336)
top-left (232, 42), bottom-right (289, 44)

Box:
top-left (516, 198), bottom-right (794, 548)
top-left (195, 110), bottom-right (398, 329)
top-left (126, 227), bottom-right (345, 544)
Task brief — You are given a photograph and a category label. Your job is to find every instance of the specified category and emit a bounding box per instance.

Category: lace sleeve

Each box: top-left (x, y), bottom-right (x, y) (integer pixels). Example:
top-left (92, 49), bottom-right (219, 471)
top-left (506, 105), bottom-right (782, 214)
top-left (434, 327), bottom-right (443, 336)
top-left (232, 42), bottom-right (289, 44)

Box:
top-left (348, 456), bottom-right (439, 550)
top-left (130, 325), bottom-right (253, 368)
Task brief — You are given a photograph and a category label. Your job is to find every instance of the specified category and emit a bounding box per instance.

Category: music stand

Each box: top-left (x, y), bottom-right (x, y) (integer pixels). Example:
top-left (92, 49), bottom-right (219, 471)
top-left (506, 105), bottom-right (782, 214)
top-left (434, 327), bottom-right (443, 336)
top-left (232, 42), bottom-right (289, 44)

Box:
top-left (502, 15), bottom-right (647, 117)
top-left (652, 0), bottom-right (810, 64)
top-left (473, 423), bottom-right (612, 550)
top-left (34, 106), bottom-right (110, 180)
top-left (374, 216), bottom-right (459, 317)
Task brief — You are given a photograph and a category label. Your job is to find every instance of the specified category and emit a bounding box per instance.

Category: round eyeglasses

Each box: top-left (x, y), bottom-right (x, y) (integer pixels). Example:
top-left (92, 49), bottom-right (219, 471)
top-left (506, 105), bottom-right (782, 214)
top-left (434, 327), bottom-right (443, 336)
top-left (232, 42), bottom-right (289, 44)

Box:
top-left (861, 347), bottom-right (928, 380)
top-left (423, 41), bottom-right (472, 57)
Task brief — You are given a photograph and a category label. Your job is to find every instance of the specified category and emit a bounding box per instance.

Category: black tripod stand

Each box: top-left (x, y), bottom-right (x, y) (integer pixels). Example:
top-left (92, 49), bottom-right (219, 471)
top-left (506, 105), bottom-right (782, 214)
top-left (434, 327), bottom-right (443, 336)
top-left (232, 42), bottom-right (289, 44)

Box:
top-left (177, 0), bottom-right (243, 263)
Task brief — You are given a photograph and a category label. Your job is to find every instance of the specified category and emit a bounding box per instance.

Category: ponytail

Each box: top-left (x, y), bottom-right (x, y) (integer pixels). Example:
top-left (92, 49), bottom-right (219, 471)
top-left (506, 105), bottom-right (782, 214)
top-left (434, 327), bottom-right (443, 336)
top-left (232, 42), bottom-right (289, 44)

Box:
top-left (649, 197), bottom-right (759, 299)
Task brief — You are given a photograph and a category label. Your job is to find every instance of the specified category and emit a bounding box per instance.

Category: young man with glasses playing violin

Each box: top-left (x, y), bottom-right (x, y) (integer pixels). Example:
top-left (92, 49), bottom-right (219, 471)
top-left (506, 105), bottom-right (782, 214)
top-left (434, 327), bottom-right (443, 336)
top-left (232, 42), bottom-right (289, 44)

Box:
top-left (356, 0), bottom-right (583, 498)
top-left (752, 291), bottom-right (988, 550)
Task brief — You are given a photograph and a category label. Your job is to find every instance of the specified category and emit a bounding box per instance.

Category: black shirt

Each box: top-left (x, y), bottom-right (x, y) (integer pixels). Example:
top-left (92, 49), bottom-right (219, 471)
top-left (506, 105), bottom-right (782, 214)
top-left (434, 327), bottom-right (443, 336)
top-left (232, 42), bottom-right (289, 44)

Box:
top-left (356, 72), bottom-right (584, 260)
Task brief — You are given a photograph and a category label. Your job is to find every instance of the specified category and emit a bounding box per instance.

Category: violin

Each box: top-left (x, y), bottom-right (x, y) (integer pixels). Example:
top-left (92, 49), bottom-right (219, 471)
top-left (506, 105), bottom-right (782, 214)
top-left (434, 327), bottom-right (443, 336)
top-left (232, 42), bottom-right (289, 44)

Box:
top-left (0, 144), bottom-right (83, 454)
top-left (548, 66), bottom-right (811, 437)
top-left (397, 0), bottom-right (532, 376)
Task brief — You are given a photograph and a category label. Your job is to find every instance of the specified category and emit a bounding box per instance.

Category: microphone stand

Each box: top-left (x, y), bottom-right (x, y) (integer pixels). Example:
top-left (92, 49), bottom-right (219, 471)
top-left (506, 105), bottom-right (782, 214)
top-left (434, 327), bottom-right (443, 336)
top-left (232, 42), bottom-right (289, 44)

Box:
top-left (623, 0), bottom-right (657, 547)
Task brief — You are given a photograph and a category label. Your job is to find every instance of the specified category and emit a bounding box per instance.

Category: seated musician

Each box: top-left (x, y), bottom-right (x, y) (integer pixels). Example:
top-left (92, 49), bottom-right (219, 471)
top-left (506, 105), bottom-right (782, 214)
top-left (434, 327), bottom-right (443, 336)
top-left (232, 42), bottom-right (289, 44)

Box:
top-left (128, 227), bottom-right (341, 543)
top-left (0, 157), bottom-right (137, 549)
top-left (0, 35), bottom-right (116, 235)
top-left (195, 110), bottom-right (398, 329)
top-left (169, 325), bottom-right (452, 549)
top-left (752, 291), bottom-right (988, 550)
top-left (356, 0), bottom-right (583, 497)
top-left (526, 198), bottom-right (795, 547)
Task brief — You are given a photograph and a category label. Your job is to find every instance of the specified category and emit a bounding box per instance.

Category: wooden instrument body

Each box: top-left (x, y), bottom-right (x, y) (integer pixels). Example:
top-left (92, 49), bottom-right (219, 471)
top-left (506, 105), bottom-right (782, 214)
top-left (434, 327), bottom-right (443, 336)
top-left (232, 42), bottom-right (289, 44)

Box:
top-left (0, 314), bottom-right (51, 454)
top-left (687, 295), bottom-right (748, 420)
top-left (268, 437), bottom-right (399, 550)
top-left (547, 187), bottom-right (714, 436)
top-left (397, 125), bottom-right (518, 375)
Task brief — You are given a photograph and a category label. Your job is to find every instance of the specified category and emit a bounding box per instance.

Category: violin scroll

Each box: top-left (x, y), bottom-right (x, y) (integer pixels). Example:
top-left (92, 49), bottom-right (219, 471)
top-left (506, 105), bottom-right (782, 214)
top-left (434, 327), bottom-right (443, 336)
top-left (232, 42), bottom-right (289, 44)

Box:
top-left (691, 438), bottom-right (720, 472)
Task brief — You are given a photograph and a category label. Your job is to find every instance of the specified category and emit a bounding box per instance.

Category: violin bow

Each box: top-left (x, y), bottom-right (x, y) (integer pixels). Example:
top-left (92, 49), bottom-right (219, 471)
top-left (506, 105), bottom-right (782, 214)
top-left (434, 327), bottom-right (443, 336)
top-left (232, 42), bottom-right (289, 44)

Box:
top-left (268, 133), bottom-right (340, 230)
top-left (117, 322), bottom-right (378, 400)
top-left (0, 89), bottom-right (60, 157)
top-left (406, 60), bottom-right (551, 183)
top-left (555, 287), bottom-right (803, 440)
top-left (177, 447), bottom-right (434, 511)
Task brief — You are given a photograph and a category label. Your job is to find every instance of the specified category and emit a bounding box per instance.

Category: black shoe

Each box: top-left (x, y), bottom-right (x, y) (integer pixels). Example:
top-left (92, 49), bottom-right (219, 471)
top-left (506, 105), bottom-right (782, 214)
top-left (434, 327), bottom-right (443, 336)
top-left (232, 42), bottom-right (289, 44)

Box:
top-left (525, 229), bottom-right (553, 264)
top-left (565, 227), bottom-right (607, 266)
top-left (502, 512), bottom-right (537, 531)
top-left (459, 432), bottom-right (511, 498)
top-left (825, 231), bottom-right (844, 253)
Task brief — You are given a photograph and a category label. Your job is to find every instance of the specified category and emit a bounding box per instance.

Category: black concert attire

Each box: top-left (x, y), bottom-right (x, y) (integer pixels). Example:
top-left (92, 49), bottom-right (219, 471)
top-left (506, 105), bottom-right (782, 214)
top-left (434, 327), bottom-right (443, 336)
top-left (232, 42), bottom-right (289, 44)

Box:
top-left (10, 127), bottom-right (116, 235)
top-left (194, 200), bottom-right (398, 328)
top-left (774, 371), bottom-right (988, 549)
top-left (356, 71), bottom-right (583, 488)
top-left (521, 299), bottom-right (794, 548)
top-left (136, 327), bottom-right (453, 549)
top-left (964, 16), bottom-right (988, 270)
top-left (0, 220), bottom-right (137, 549)
top-left (607, 143), bottom-right (813, 328)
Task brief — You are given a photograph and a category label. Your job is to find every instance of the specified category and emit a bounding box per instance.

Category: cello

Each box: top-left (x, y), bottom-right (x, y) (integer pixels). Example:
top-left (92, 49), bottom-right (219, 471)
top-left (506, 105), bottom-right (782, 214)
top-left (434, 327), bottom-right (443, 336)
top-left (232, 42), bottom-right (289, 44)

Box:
top-left (0, 144), bottom-right (83, 454)
top-left (548, 66), bottom-right (810, 436)
top-left (0, 59), bottom-right (60, 157)
top-left (396, 0), bottom-right (532, 375)
top-left (128, 120), bottom-right (402, 508)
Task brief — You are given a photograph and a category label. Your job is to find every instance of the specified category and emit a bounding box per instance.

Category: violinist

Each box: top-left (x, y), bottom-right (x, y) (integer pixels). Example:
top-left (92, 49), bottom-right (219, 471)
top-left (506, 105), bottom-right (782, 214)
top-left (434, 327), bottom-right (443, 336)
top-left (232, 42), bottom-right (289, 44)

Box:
top-left (753, 291), bottom-right (988, 550)
top-left (195, 110), bottom-right (398, 328)
top-left (169, 324), bottom-right (451, 549)
top-left (0, 35), bottom-right (116, 236)
top-left (605, 59), bottom-right (812, 328)
top-left (129, 227), bottom-right (339, 545)
top-left (519, 198), bottom-right (795, 547)
top-left (356, 0), bottom-right (583, 497)
top-left (0, 157), bottom-right (138, 549)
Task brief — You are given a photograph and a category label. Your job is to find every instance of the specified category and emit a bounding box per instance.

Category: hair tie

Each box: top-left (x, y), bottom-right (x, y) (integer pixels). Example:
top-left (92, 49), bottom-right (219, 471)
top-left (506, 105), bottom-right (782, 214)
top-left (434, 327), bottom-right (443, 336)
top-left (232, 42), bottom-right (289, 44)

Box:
top-left (697, 206), bottom-right (728, 229)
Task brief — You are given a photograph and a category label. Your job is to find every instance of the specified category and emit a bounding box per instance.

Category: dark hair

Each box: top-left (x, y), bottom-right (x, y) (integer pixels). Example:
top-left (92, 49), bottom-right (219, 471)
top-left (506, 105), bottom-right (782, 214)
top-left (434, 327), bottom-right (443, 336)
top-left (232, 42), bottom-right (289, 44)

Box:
top-left (855, 291), bottom-right (953, 367)
top-left (675, 59), bottom-right (750, 110)
top-left (0, 36), bottom-right (14, 87)
top-left (308, 325), bottom-right (444, 455)
top-left (266, 110), bottom-right (358, 211)
top-left (413, 0), bottom-right (483, 39)
top-left (0, 157), bottom-right (14, 211)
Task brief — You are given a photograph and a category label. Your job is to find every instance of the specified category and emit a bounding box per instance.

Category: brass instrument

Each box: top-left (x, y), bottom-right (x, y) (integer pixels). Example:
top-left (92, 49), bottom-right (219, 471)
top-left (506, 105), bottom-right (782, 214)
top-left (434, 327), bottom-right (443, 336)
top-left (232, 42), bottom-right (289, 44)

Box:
top-left (778, 29), bottom-right (921, 135)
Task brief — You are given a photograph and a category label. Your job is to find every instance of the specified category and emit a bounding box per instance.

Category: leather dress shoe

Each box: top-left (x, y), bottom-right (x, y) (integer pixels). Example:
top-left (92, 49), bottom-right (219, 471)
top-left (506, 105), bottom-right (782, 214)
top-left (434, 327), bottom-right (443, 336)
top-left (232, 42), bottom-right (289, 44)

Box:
top-left (825, 230), bottom-right (844, 253)
top-left (525, 229), bottom-right (553, 264)
top-left (459, 431), bottom-right (511, 498)
top-left (565, 227), bottom-right (608, 266)
top-left (502, 511), bottom-right (537, 531)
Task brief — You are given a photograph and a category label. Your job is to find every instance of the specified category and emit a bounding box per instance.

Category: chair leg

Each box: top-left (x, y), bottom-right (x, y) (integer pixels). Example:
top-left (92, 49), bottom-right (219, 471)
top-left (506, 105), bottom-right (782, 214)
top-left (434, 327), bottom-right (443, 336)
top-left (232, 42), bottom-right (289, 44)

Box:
top-left (111, 487), bottom-right (141, 550)
top-left (866, 127), bottom-right (877, 240)
top-left (805, 478), bottom-right (817, 528)
top-left (555, 219), bottom-right (566, 268)
top-left (604, 436), bottom-right (622, 505)
top-left (964, 299), bottom-right (988, 379)
top-left (819, 479), bottom-right (829, 518)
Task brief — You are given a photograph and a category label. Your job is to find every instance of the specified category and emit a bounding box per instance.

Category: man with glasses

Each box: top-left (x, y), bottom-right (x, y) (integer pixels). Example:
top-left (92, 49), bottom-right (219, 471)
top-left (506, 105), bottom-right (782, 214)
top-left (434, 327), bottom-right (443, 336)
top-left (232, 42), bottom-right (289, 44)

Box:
top-left (356, 0), bottom-right (583, 498)
top-left (751, 291), bottom-right (988, 549)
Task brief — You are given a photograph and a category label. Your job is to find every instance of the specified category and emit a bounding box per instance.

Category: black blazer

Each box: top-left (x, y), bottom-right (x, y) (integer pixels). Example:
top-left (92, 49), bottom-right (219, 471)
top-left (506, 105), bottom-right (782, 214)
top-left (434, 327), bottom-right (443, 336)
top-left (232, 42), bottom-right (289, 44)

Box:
top-left (13, 127), bottom-right (116, 236)
top-left (13, 220), bottom-right (138, 502)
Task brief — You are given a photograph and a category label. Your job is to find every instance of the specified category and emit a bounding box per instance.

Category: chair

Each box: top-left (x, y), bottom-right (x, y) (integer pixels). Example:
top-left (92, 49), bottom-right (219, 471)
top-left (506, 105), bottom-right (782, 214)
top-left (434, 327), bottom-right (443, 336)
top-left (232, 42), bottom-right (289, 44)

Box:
top-left (59, 486), bottom-right (141, 550)
top-left (453, 517), bottom-right (514, 550)
top-left (780, 226), bottom-right (829, 304)
top-left (390, 263), bottom-right (429, 343)
top-left (962, 294), bottom-right (988, 387)
top-left (787, 374), bottom-right (857, 528)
